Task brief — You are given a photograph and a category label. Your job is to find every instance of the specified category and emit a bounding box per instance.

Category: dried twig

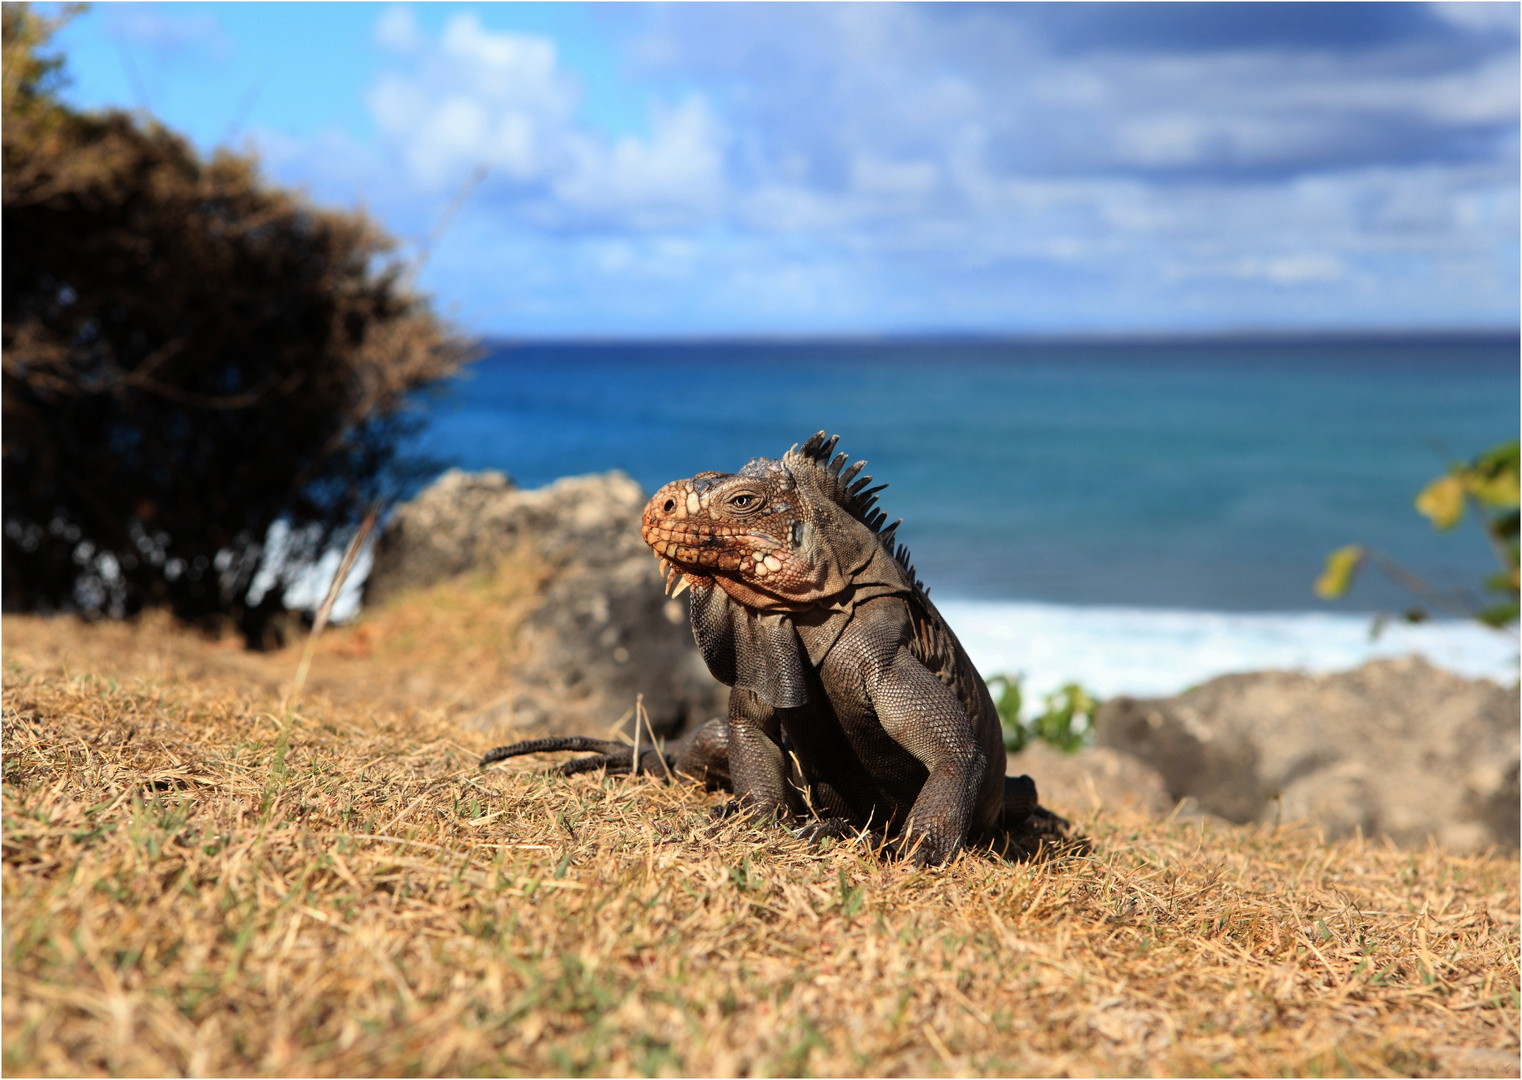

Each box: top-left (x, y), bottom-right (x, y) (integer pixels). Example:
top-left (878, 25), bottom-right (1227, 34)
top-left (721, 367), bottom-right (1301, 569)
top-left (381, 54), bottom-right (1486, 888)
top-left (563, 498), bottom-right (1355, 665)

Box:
top-left (640, 695), bottom-right (674, 781)
top-left (630, 692), bottom-right (643, 777)
top-left (283, 503), bottom-right (381, 719)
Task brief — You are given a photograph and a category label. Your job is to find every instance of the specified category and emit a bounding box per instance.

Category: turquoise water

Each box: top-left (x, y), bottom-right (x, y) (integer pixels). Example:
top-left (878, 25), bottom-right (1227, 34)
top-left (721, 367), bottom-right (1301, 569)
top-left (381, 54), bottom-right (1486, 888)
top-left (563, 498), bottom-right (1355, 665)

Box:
top-left (408, 337), bottom-right (1518, 613)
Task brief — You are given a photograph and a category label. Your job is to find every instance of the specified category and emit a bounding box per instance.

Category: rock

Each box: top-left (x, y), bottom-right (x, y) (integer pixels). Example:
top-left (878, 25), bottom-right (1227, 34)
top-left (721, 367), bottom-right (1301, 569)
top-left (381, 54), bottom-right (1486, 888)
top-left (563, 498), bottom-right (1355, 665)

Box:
top-left (1010, 742), bottom-right (1173, 819)
top-left (365, 469), bottom-right (521, 597)
top-left (367, 469), bottom-right (727, 738)
top-left (1095, 656), bottom-right (1520, 852)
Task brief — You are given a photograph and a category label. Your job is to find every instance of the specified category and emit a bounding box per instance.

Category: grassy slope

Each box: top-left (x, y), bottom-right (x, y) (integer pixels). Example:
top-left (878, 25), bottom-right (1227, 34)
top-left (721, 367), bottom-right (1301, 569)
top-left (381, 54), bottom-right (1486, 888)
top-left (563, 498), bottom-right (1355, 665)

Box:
top-left (2, 615), bottom-right (1518, 1077)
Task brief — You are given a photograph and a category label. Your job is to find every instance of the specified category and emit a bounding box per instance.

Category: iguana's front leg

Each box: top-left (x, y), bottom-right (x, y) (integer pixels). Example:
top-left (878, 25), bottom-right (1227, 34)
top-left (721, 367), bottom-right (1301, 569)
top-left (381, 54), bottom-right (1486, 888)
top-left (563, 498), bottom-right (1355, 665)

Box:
top-left (724, 688), bottom-right (792, 819)
top-left (830, 617), bottom-right (987, 866)
top-left (874, 649), bottom-right (986, 864)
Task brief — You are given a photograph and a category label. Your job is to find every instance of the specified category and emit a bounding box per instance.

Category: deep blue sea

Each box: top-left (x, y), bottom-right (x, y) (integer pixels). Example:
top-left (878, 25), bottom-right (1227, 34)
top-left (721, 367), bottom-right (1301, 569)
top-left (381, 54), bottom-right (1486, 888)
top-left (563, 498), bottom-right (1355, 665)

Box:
top-left (381, 337), bottom-right (1519, 697)
top-left (409, 337), bottom-right (1517, 612)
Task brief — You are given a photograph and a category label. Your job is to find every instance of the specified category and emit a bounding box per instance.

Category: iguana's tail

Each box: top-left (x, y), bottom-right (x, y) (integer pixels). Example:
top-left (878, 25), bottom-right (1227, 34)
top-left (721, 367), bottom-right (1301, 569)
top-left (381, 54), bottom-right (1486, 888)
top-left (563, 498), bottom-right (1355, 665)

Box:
top-left (480, 736), bottom-right (676, 779)
top-left (480, 737), bottom-right (629, 765)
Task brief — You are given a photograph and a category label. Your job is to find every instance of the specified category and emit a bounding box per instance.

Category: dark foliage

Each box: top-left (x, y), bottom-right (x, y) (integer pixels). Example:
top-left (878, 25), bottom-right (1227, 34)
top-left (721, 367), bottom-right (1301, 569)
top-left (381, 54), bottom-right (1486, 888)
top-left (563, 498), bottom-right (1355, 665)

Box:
top-left (2, 7), bottom-right (473, 644)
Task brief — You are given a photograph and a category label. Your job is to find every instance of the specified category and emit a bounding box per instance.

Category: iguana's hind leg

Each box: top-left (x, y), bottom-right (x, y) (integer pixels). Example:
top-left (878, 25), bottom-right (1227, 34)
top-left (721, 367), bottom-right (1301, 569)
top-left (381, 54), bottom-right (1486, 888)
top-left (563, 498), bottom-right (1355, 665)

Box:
top-left (1000, 773), bottom-right (1039, 828)
top-left (985, 773), bottom-right (1093, 861)
top-left (669, 717), bottom-right (733, 791)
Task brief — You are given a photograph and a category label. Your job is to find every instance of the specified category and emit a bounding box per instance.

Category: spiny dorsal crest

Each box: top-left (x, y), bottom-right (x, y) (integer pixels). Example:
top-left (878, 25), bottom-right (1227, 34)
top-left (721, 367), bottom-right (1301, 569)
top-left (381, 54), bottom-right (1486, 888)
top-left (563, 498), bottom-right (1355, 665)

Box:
top-left (783, 430), bottom-right (924, 589)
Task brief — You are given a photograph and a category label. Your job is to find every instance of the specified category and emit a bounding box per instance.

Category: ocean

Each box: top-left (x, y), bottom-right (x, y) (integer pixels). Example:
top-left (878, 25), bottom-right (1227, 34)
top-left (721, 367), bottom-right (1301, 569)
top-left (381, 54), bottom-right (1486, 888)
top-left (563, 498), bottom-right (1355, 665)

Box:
top-left (367, 336), bottom-right (1519, 702)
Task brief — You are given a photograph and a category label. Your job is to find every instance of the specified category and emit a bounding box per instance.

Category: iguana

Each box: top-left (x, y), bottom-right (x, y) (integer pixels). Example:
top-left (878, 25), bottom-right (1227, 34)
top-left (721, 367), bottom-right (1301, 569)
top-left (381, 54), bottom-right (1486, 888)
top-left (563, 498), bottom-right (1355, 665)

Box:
top-left (483, 432), bottom-right (1058, 865)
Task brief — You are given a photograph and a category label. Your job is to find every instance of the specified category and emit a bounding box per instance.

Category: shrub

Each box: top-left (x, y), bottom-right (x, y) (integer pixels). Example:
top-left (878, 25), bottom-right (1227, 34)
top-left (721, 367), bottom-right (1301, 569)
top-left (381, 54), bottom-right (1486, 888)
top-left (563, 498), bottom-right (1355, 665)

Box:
top-left (1, 6), bottom-right (474, 644)
top-left (987, 674), bottom-right (1098, 754)
top-left (1316, 439), bottom-right (1519, 631)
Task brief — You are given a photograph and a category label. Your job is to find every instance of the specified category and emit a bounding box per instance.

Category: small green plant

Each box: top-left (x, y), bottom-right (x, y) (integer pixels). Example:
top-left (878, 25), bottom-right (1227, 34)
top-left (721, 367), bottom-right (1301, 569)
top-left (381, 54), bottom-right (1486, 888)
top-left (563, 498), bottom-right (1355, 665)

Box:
top-left (1317, 439), bottom-right (1519, 630)
top-left (986, 674), bottom-right (1098, 754)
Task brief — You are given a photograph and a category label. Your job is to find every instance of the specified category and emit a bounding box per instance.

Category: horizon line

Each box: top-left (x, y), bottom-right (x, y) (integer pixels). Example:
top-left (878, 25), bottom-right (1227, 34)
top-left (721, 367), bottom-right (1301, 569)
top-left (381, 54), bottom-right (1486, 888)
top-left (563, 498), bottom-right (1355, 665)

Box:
top-left (472, 327), bottom-right (1520, 348)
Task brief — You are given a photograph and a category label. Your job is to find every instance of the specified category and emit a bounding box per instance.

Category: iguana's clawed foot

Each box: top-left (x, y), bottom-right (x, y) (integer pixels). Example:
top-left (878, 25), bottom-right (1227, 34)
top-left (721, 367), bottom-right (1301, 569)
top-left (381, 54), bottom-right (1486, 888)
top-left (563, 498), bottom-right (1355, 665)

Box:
top-left (984, 805), bottom-right (1092, 862)
top-left (790, 817), bottom-right (949, 863)
top-left (710, 799), bottom-right (744, 821)
top-left (710, 798), bottom-right (790, 824)
top-left (714, 806), bottom-right (958, 865)
top-left (793, 816), bottom-right (858, 846)
top-left (874, 831), bottom-right (957, 868)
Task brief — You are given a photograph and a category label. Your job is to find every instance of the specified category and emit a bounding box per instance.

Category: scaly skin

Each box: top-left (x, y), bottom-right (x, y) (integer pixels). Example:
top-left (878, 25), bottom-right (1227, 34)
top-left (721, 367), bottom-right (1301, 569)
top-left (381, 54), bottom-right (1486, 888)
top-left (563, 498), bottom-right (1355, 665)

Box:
top-left (483, 432), bottom-right (1054, 866)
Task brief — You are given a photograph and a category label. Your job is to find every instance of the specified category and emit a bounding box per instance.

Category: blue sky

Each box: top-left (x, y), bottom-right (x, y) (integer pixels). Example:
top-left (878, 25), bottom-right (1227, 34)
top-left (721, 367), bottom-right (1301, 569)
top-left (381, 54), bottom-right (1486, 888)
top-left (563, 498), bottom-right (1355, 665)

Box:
top-left (51, 2), bottom-right (1522, 337)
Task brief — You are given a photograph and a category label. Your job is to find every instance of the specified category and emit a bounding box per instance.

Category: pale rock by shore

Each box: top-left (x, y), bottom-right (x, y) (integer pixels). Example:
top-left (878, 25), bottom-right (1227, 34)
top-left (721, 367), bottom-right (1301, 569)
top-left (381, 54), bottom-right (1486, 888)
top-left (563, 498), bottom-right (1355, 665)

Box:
top-left (1095, 656), bottom-right (1519, 853)
top-left (366, 468), bottom-right (725, 738)
top-left (1008, 742), bottom-right (1175, 820)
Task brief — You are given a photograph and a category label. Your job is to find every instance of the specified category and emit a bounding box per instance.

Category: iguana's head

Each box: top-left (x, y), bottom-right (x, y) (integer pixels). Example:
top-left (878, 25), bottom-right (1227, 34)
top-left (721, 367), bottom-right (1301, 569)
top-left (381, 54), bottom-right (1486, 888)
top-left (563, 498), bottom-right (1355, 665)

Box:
top-left (641, 432), bottom-right (900, 611)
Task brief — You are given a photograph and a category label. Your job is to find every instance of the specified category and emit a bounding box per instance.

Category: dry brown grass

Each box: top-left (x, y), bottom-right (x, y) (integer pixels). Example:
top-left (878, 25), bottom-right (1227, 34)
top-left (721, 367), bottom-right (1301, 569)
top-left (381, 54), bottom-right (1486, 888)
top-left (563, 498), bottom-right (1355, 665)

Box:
top-left (3, 616), bottom-right (1519, 1077)
top-left (0, 551), bottom-right (548, 719)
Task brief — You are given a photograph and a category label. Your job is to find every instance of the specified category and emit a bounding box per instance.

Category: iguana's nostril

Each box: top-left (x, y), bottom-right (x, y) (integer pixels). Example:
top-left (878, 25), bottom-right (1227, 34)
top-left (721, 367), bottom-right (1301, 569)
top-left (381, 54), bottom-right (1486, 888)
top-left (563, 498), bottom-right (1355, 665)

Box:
top-left (663, 498), bottom-right (676, 513)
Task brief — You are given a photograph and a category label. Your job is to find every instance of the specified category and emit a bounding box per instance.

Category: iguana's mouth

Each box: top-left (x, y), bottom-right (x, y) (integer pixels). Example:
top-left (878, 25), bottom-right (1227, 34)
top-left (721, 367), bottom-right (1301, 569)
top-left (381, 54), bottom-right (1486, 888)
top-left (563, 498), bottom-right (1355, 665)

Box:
top-left (644, 521), bottom-right (788, 597)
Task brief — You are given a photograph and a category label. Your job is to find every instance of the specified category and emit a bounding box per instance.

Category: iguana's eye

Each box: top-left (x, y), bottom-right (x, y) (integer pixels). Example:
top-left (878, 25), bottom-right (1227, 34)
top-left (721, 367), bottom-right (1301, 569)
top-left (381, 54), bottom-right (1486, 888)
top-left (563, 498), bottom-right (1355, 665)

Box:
top-left (728, 492), bottom-right (760, 512)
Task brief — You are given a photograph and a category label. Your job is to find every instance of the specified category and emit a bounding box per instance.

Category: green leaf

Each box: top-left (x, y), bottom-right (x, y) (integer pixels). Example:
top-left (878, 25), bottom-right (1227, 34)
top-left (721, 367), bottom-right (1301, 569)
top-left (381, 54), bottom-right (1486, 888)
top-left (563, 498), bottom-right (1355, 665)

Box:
top-left (1477, 601), bottom-right (1519, 629)
top-left (987, 674), bottom-right (1022, 726)
top-left (1315, 545), bottom-right (1366, 599)
top-left (988, 674), bottom-right (1028, 752)
top-left (1484, 568), bottom-right (1520, 596)
top-left (1031, 683), bottom-right (1096, 753)
top-left (1473, 438), bottom-right (1520, 479)
top-left (1467, 468), bottom-right (1520, 510)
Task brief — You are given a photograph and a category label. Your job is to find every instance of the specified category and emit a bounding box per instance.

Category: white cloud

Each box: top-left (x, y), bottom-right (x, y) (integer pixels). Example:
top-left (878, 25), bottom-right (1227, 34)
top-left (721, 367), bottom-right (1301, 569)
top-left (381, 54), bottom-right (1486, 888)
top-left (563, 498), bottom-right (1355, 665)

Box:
top-left (108, 6), bottom-right (232, 59)
top-left (375, 6), bottom-right (421, 53)
top-left (262, 3), bottom-right (1518, 333)
top-left (554, 97), bottom-right (726, 224)
top-left (851, 155), bottom-right (940, 197)
top-left (365, 14), bottom-right (578, 191)
top-left (439, 15), bottom-right (567, 110)
top-left (1428, 2), bottom-right (1521, 34)
top-left (1235, 253), bottom-right (1346, 286)
top-left (362, 11), bottom-right (727, 229)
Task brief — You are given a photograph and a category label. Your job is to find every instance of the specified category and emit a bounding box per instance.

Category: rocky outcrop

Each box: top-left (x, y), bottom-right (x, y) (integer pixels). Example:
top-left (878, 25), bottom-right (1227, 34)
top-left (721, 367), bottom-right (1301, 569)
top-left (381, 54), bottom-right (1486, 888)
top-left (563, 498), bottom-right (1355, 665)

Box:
top-left (1095, 656), bottom-right (1519, 852)
top-left (366, 469), bottom-right (726, 738)
top-left (367, 473), bottom-right (1519, 854)
top-left (1010, 742), bottom-right (1174, 819)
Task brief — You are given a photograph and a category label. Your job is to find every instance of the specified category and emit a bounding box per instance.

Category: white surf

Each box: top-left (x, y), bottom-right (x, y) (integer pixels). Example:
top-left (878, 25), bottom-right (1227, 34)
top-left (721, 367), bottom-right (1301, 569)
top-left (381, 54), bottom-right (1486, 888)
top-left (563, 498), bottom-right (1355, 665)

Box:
top-left (935, 599), bottom-right (1519, 705)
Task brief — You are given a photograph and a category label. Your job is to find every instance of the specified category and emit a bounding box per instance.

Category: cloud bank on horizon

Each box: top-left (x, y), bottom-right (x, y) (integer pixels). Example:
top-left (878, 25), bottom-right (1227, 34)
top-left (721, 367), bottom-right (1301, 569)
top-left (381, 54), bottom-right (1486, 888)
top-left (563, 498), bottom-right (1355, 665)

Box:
top-left (57, 2), bottom-right (1521, 336)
